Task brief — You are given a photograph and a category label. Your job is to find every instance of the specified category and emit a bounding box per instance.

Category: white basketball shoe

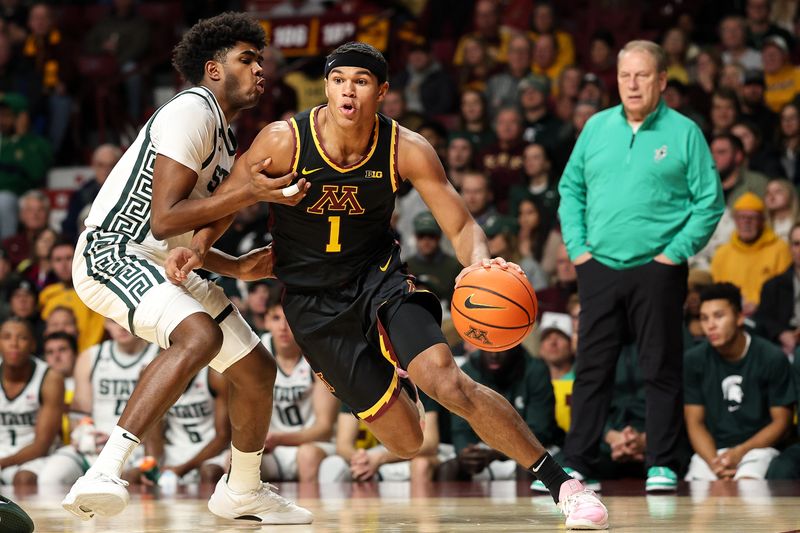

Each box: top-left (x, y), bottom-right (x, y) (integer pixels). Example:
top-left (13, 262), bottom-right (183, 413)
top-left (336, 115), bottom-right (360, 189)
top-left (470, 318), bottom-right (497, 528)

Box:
top-left (62, 470), bottom-right (130, 520)
top-left (207, 477), bottom-right (313, 524)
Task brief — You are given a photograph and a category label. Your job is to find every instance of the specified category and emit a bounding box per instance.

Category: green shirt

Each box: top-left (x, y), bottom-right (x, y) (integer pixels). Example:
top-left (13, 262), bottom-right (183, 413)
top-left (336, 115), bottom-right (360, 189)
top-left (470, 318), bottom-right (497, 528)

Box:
top-left (684, 335), bottom-right (795, 449)
top-left (559, 99), bottom-right (724, 269)
top-left (452, 349), bottom-right (563, 452)
top-left (0, 132), bottom-right (52, 195)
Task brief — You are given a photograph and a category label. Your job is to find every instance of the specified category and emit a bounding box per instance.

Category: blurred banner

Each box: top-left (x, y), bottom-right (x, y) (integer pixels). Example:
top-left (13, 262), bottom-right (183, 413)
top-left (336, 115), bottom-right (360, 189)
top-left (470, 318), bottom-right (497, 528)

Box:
top-left (259, 14), bottom-right (390, 57)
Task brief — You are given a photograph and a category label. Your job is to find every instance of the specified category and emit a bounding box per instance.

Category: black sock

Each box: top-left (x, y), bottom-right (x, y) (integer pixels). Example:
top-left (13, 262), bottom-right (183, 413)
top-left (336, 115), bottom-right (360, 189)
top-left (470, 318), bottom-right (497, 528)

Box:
top-left (530, 452), bottom-right (572, 504)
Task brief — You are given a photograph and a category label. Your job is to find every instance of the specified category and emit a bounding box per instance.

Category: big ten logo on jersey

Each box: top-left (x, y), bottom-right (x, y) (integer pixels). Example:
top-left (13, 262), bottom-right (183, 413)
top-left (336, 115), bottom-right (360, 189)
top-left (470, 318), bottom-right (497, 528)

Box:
top-left (306, 185), bottom-right (364, 215)
top-left (207, 165), bottom-right (229, 193)
top-left (365, 170), bottom-right (383, 179)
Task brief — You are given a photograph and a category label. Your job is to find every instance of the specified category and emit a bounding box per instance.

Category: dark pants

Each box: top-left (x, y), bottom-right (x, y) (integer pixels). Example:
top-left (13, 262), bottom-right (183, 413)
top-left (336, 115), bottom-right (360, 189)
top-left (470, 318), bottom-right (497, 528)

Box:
top-left (766, 442), bottom-right (800, 479)
top-left (564, 259), bottom-right (688, 475)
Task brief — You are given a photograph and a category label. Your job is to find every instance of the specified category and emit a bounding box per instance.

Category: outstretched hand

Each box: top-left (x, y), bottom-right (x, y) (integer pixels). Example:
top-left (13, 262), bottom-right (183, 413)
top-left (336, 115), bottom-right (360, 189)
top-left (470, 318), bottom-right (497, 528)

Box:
top-left (165, 247), bottom-right (203, 285)
top-left (247, 157), bottom-right (310, 205)
top-left (455, 257), bottom-right (525, 285)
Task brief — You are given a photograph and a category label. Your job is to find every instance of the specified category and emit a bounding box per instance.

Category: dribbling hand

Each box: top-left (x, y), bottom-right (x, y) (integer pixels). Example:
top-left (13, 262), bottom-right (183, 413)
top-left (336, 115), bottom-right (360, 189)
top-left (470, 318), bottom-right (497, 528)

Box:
top-left (455, 257), bottom-right (525, 285)
top-left (165, 247), bottom-right (203, 285)
top-left (248, 158), bottom-right (310, 205)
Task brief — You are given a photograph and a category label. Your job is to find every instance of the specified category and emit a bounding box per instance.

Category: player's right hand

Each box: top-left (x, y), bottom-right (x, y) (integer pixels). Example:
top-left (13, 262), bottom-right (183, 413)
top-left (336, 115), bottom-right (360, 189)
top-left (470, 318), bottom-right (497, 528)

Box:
top-left (248, 157), bottom-right (310, 205)
top-left (165, 246), bottom-right (203, 285)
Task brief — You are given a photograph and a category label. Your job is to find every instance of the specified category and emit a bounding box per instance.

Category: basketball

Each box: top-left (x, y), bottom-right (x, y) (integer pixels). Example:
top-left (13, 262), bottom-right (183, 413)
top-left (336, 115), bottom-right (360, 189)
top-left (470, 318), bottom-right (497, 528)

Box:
top-left (451, 265), bottom-right (537, 352)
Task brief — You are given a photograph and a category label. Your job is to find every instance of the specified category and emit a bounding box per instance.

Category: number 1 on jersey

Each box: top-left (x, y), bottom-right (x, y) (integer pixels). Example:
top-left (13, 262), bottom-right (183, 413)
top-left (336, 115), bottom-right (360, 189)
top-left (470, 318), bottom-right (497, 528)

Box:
top-left (326, 216), bottom-right (341, 252)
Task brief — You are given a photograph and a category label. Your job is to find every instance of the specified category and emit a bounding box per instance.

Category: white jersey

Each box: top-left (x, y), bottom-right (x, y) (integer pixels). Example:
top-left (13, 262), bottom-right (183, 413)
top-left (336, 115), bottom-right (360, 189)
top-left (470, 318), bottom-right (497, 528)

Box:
top-left (83, 85), bottom-right (237, 260)
top-left (262, 333), bottom-right (315, 433)
top-left (163, 366), bottom-right (218, 466)
top-left (90, 340), bottom-right (158, 435)
top-left (0, 357), bottom-right (49, 456)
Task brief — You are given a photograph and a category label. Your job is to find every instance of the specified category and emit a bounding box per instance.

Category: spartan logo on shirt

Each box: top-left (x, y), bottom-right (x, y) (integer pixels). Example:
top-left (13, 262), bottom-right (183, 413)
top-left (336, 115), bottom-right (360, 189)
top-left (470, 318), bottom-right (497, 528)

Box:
top-left (721, 375), bottom-right (744, 412)
top-left (654, 145), bottom-right (668, 162)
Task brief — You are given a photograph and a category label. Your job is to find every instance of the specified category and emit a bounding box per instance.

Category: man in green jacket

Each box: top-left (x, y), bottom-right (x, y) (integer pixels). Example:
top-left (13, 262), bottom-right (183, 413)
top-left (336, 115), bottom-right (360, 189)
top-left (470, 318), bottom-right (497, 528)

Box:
top-left (558, 39), bottom-right (724, 492)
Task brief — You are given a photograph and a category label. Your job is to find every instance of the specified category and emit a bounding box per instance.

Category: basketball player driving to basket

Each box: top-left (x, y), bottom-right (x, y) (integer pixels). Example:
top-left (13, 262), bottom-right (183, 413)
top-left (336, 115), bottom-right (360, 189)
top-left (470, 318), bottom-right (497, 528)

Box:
top-left (167, 41), bottom-right (609, 530)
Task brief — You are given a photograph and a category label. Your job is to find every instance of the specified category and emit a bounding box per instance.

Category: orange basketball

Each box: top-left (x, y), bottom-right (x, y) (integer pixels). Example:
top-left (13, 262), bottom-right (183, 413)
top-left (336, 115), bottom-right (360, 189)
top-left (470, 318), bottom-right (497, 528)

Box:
top-left (451, 265), bottom-right (537, 352)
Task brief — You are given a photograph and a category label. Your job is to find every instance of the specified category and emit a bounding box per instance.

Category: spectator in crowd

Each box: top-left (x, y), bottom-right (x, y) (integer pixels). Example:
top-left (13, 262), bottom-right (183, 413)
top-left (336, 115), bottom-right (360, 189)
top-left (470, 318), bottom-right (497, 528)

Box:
top-left (417, 120), bottom-right (449, 163)
top-left (0, 0), bottom-right (29, 45)
top-left (405, 211), bottom-right (462, 306)
top-left (0, 248), bottom-right (18, 320)
top-left (710, 133), bottom-right (768, 207)
top-left (739, 71), bottom-right (778, 141)
top-left (83, 0), bottom-right (150, 123)
top-left (529, 2), bottom-right (575, 70)
top-left (719, 63), bottom-right (746, 93)
top-left (444, 134), bottom-right (474, 190)
top-left (712, 192), bottom-right (792, 314)
top-left (532, 32), bottom-right (564, 88)
top-left (20, 3), bottom-right (74, 154)
top-left (2, 190), bottom-right (49, 268)
top-left (684, 283), bottom-right (794, 481)
top-left (43, 331), bottom-right (79, 434)
top-left (662, 27), bottom-right (690, 84)
top-left (453, 0), bottom-right (513, 66)
top-left (235, 45), bottom-right (298, 149)
top-left (687, 48), bottom-right (721, 120)
top-left (557, 65), bottom-right (583, 103)
top-left (7, 278), bottom-right (43, 347)
top-left (765, 178), bottom-right (800, 241)
top-left (44, 305), bottom-right (79, 339)
top-left (755, 222), bottom-right (800, 352)
top-left (746, 0), bottom-right (795, 50)
top-left (455, 89), bottom-right (496, 151)
top-left (241, 280), bottom-right (270, 336)
top-left (38, 239), bottom-right (105, 352)
top-left (477, 107), bottom-right (525, 211)
top-left (536, 243), bottom-right (578, 315)
top-left (380, 88), bottom-right (424, 133)
top-left (685, 269), bottom-right (713, 345)
top-left (663, 79), bottom-right (708, 132)
top-left (260, 291), bottom-right (339, 482)
top-left (0, 317), bottom-right (65, 486)
top-left (559, 40), bottom-right (723, 492)
top-left (710, 88), bottom-right (740, 136)
top-left (61, 144), bottom-right (122, 242)
top-left (731, 119), bottom-right (782, 177)
top-left (440, 345), bottom-right (563, 481)
top-left (535, 312), bottom-right (576, 434)
top-left (508, 143), bottom-right (559, 219)
top-left (519, 75), bottom-right (564, 153)
top-left (774, 102), bottom-right (800, 183)
top-left (552, 99), bottom-right (600, 175)
top-left (0, 97), bottom-right (52, 240)
top-left (482, 213), bottom-right (547, 289)
top-left (762, 36), bottom-right (800, 114)
top-left (485, 33), bottom-right (534, 118)
top-left (18, 226), bottom-right (56, 291)
top-left (454, 35), bottom-right (496, 94)
top-left (459, 171), bottom-right (497, 227)
top-left (720, 15), bottom-right (763, 71)
top-left (0, 32), bottom-right (36, 98)
top-left (514, 196), bottom-right (560, 281)
top-left (393, 42), bottom-right (454, 116)
top-left (577, 73), bottom-right (609, 110)
top-left (585, 30), bottom-right (617, 103)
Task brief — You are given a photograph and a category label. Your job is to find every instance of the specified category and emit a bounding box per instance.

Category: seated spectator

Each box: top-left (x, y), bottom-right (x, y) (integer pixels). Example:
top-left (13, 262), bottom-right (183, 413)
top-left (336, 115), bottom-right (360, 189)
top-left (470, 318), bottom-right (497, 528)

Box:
top-left (454, 35), bottom-right (497, 94)
top-left (417, 120), bottom-right (449, 163)
top-left (687, 48), bottom-right (721, 120)
top-left (483, 213), bottom-right (546, 290)
top-left (576, 73), bottom-right (609, 110)
top-left (685, 269), bottom-right (714, 346)
top-left (61, 144), bottom-right (122, 242)
top-left (0, 98), bottom-right (52, 240)
top-left (0, 317), bottom-right (65, 486)
top-left (0, 248), bottom-right (18, 320)
top-left (684, 283), bottom-right (794, 481)
top-left (452, 0), bottom-right (514, 66)
top-left (740, 71), bottom-right (778, 144)
top-left (439, 345), bottom-right (562, 481)
top-left (240, 280), bottom-right (269, 335)
top-left (765, 178), bottom-right (799, 241)
top-left (731, 118), bottom-right (781, 177)
top-left (551, 99), bottom-right (600, 175)
top-left (518, 75), bottom-right (565, 153)
top-left (379, 89), bottom-right (423, 133)
top-left (18, 226), bottom-right (57, 290)
top-left (261, 289), bottom-right (339, 482)
top-left (774, 102), bottom-right (800, 183)
top-left (507, 143), bottom-right (559, 219)
top-left (444, 134), bottom-right (475, 190)
top-left (719, 63), bottom-right (745, 94)
top-left (529, 2), bottom-right (575, 74)
top-left (710, 88), bottom-right (740, 136)
top-left (762, 36), bottom-right (800, 113)
top-left (536, 244), bottom-right (577, 315)
top-left (43, 331), bottom-right (79, 444)
top-left (38, 239), bottom-right (105, 352)
top-left (531, 32), bottom-right (564, 89)
top-left (83, 0), bottom-right (150, 123)
top-left (514, 196), bottom-right (560, 281)
top-left (746, 0), bottom-right (795, 51)
top-left (663, 79), bottom-right (708, 133)
top-left (477, 108), bottom-right (526, 211)
top-left (755, 222), bottom-right (800, 352)
top-left (720, 15), bottom-right (763, 72)
top-left (392, 42), bottom-right (454, 117)
top-left (2, 190), bottom-right (50, 268)
top-left (485, 33), bottom-right (534, 118)
top-left (459, 171), bottom-right (497, 227)
top-left (405, 212), bottom-right (462, 306)
top-left (584, 30), bottom-right (617, 104)
top-left (536, 312), bottom-right (575, 433)
top-left (43, 305), bottom-right (79, 339)
top-left (711, 192), bottom-right (791, 314)
top-left (454, 89), bottom-right (496, 152)
top-left (662, 27), bottom-right (690, 84)
top-left (7, 278), bottom-right (44, 349)
top-left (710, 133), bottom-right (768, 207)
top-left (556, 65), bottom-right (583, 103)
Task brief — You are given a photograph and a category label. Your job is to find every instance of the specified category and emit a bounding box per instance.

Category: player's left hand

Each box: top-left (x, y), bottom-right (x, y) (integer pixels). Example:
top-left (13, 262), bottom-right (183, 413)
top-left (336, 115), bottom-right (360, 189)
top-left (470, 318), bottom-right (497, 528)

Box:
top-left (165, 247), bottom-right (203, 285)
top-left (237, 245), bottom-right (276, 281)
top-left (455, 257), bottom-right (524, 285)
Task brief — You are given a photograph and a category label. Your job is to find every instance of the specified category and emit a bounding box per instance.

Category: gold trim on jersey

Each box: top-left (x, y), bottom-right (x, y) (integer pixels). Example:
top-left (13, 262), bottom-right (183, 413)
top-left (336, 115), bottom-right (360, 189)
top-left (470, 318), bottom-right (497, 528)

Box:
top-left (389, 120), bottom-right (399, 193)
top-left (289, 117), bottom-right (301, 173)
top-left (357, 368), bottom-right (398, 420)
top-left (310, 106), bottom-right (380, 173)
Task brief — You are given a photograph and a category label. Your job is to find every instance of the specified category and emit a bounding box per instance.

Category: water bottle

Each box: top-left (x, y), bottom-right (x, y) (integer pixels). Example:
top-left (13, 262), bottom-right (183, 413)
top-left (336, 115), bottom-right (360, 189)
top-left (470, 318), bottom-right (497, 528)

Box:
top-left (139, 456), bottom-right (160, 483)
top-left (76, 417), bottom-right (97, 455)
top-left (157, 469), bottom-right (179, 493)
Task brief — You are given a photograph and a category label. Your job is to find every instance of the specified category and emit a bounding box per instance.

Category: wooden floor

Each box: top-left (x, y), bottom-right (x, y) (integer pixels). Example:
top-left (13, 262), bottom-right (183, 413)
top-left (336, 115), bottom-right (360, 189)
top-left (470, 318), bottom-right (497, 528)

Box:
top-left (7, 480), bottom-right (800, 532)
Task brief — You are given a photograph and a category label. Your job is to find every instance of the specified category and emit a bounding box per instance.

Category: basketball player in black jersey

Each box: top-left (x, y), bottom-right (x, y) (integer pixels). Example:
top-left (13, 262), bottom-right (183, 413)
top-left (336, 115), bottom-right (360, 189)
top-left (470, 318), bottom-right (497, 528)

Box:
top-left (167, 42), bottom-right (608, 529)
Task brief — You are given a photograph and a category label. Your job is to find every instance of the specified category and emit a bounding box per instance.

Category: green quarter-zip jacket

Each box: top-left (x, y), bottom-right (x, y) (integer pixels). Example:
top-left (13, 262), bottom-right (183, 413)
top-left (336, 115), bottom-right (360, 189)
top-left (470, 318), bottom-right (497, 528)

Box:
top-left (558, 99), bottom-right (724, 269)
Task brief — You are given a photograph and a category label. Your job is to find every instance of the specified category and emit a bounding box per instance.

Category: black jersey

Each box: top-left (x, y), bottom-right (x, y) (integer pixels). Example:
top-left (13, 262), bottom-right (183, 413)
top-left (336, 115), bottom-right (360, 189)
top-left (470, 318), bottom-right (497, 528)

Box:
top-left (271, 106), bottom-right (401, 289)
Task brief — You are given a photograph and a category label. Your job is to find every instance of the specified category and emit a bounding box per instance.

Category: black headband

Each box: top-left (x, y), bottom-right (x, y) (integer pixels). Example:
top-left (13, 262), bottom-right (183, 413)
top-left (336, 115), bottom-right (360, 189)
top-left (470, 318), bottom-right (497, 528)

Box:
top-left (324, 51), bottom-right (387, 84)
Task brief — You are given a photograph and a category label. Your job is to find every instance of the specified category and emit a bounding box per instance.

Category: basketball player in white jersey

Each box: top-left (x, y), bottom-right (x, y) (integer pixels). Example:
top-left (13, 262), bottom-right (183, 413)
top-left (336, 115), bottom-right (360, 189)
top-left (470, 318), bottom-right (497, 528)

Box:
top-left (155, 366), bottom-right (230, 485)
top-left (260, 286), bottom-right (339, 482)
top-left (0, 317), bottom-right (65, 486)
top-left (40, 320), bottom-right (158, 486)
top-left (62, 13), bottom-right (311, 524)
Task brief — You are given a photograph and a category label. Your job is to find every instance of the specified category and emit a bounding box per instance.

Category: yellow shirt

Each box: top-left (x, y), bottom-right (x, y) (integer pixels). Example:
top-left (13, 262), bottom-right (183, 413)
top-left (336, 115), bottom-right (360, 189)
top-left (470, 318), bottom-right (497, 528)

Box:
top-left (765, 66), bottom-right (800, 113)
top-left (39, 283), bottom-right (105, 352)
top-left (710, 227), bottom-right (792, 305)
top-left (551, 375), bottom-right (574, 433)
top-left (453, 27), bottom-right (514, 65)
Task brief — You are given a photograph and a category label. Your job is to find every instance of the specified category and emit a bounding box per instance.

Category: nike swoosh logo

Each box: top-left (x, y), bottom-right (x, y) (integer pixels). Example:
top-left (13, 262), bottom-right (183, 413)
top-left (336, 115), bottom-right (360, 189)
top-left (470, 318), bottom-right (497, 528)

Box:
top-left (531, 454), bottom-right (548, 472)
top-left (121, 432), bottom-right (140, 444)
top-left (379, 252), bottom-right (393, 272)
top-left (464, 294), bottom-right (504, 310)
top-left (328, 60), bottom-right (335, 67)
top-left (301, 167), bottom-right (323, 175)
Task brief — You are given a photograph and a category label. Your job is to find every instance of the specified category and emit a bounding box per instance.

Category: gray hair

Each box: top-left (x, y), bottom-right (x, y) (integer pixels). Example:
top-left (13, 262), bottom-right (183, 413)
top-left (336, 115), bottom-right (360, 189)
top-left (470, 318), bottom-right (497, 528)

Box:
top-left (19, 190), bottom-right (50, 211)
top-left (618, 40), bottom-right (667, 73)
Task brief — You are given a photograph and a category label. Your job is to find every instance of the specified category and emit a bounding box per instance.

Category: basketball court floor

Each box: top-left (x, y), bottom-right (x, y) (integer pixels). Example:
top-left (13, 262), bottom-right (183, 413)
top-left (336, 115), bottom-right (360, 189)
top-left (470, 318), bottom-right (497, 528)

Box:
top-left (8, 480), bottom-right (800, 532)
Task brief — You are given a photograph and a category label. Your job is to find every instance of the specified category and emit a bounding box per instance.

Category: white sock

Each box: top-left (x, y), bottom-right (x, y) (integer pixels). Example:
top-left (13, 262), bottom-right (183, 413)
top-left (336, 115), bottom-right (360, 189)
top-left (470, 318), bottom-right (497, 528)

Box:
top-left (91, 425), bottom-right (140, 477)
top-left (227, 444), bottom-right (263, 493)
